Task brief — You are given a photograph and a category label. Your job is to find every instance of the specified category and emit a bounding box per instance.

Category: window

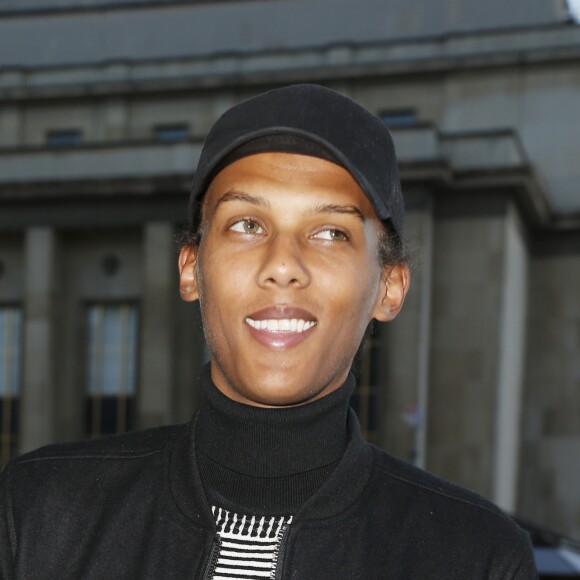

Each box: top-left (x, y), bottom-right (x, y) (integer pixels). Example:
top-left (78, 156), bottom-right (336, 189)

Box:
top-left (0, 306), bottom-right (21, 466)
top-left (46, 129), bottom-right (83, 147)
top-left (379, 109), bottom-right (417, 128)
top-left (350, 331), bottom-right (381, 444)
top-left (153, 124), bottom-right (190, 142)
top-left (85, 304), bottom-right (138, 438)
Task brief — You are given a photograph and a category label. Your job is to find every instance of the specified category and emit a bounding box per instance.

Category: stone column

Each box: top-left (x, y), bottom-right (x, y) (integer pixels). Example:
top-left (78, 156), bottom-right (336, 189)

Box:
top-left (492, 202), bottom-right (528, 512)
top-left (100, 97), bottom-right (128, 141)
top-left (427, 209), bottom-right (507, 499)
top-left (138, 222), bottom-right (174, 429)
top-left (414, 207), bottom-right (434, 469)
top-left (21, 227), bottom-right (58, 452)
top-left (0, 104), bottom-right (21, 147)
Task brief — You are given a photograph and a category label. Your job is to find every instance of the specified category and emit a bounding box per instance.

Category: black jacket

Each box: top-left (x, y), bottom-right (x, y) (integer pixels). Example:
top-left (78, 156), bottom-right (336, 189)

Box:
top-left (0, 411), bottom-right (537, 579)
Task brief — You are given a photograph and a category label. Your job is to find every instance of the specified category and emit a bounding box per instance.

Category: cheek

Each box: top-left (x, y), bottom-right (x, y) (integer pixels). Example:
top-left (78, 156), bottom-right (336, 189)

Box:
top-left (322, 262), bottom-right (381, 327)
top-left (204, 257), bottom-right (250, 305)
top-left (352, 270), bottom-right (383, 331)
top-left (348, 251), bottom-right (383, 304)
top-left (195, 247), bottom-right (248, 324)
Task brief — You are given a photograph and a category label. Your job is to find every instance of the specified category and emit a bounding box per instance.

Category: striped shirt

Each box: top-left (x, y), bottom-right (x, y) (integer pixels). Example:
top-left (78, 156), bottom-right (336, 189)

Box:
top-left (209, 506), bottom-right (293, 580)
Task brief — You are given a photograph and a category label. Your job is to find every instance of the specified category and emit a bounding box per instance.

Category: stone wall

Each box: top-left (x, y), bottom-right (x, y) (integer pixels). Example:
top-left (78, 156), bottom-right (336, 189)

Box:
top-left (520, 253), bottom-right (580, 538)
top-left (427, 213), bottom-right (506, 499)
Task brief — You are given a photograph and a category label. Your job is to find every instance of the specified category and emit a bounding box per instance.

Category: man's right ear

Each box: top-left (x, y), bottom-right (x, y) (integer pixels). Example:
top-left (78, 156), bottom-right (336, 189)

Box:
top-left (178, 245), bottom-right (199, 302)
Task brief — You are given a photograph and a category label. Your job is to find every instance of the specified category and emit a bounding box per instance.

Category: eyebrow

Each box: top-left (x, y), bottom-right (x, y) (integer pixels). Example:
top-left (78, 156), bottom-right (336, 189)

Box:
top-left (212, 190), bottom-right (365, 222)
top-left (214, 190), bottom-right (270, 211)
top-left (309, 204), bottom-right (366, 222)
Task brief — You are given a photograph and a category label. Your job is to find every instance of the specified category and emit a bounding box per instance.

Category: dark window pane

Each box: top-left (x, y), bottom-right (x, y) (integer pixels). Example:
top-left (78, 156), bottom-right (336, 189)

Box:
top-left (0, 399), bottom-right (18, 435)
top-left (47, 129), bottom-right (83, 147)
top-left (0, 306), bottom-right (21, 465)
top-left (100, 397), bottom-right (118, 434)
top-left (350, 332), bottom-right (381, 443)
top-left (0, 307), bottom-right (21, 397)
top-left (85, 396), bottom-right (135, 437)
top-left (154, 124), bottom-right (190, 142)
top-left (0, 399), bottom-right (18, 467)
top-left (11, 399), bottom-right (19, 435)
top-left (379, 109), bottom-right (416, 128)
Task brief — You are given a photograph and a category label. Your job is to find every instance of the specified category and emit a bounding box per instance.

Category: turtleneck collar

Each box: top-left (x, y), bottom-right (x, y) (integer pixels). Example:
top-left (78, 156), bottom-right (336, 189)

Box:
top-left (195, 363), bottom-right (355, 478)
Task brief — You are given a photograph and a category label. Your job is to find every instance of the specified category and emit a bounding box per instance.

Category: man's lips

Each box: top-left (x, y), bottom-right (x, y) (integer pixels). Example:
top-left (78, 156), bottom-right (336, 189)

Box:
top-left (245, 306), bottom-right (317, 332)
top-left (245, 318), bottom-right (316, 332)
top-left (244, 306), bottom-right (317, 348)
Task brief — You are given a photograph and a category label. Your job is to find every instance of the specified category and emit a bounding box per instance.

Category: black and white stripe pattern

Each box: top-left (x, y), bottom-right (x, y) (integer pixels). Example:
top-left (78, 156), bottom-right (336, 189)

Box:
top-left (210, 506), bottom-right (293, 580)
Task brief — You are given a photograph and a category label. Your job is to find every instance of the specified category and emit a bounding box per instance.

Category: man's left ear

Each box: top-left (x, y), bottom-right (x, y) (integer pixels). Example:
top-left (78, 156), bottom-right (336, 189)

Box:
top-left (178, 244), bottom-right (200, 302)
top-left (373, 264), bottom-right (410, 322)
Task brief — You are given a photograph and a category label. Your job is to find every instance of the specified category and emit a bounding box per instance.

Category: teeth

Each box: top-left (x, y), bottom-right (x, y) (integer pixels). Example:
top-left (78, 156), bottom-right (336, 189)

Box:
top-left (245, 318), bottom-right (316, 333)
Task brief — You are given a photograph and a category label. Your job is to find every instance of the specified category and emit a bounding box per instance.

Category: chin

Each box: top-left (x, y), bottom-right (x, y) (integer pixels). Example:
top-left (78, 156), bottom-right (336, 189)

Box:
top-left (249, 393), bottom-right (314, 408)
top-left (241, 386), bottom-right (310, 408)
top-left (241, 374), bottom-right (337, 407)
top-left (232, 374), bottom-right (313, 407)
top-left (213, 357), bottom-right (347, 407)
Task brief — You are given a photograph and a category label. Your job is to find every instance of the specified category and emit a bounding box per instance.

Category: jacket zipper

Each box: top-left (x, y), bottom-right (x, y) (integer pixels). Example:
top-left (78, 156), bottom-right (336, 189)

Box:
top-left (202, 536), bottom-right (221, 580)
top-left (272, 524), bottom-right (290, 580)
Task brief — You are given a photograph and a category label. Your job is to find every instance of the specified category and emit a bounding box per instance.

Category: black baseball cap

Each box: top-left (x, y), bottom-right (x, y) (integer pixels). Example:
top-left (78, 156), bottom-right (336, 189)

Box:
top-left (189, 84), bottom-right (405, 237)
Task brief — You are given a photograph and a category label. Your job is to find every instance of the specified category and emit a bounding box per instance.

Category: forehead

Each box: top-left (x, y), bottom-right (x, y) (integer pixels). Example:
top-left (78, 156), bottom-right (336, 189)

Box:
top-left (202, 152), bottom-right (378, 218)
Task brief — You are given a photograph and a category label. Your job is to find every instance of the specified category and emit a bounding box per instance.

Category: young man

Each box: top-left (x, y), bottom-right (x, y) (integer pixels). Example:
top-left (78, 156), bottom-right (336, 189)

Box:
top-left (0, 85), bottom-right (537, 579)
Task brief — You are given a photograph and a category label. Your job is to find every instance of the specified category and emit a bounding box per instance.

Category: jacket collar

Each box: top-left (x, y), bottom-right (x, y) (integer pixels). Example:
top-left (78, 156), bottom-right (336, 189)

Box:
top-left (169, 407), bottom-right (373, 527)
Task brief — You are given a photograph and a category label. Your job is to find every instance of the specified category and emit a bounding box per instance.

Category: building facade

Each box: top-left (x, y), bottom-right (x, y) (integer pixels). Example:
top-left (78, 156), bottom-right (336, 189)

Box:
top-left (0, 0), bottom-right (579, 538)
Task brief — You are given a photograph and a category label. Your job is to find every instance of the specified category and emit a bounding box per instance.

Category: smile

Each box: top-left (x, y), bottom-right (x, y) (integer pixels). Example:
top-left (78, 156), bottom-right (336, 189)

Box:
top-left (245, 318), bottom-right (317, 332)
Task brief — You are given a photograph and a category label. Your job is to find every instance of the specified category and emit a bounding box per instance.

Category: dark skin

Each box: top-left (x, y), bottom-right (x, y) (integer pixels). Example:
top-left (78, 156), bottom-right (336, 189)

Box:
top-left (179, 152), bottom-right (410, 407)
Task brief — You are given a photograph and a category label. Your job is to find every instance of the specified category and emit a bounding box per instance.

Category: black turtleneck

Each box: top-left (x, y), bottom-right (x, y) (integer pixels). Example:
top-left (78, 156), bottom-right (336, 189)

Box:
top-left (195, 364), bottom-right (355, 514)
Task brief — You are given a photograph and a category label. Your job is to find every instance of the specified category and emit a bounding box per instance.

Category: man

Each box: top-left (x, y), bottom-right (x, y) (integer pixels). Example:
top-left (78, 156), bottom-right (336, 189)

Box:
top-left (0, 85), bottom-right (536, 578)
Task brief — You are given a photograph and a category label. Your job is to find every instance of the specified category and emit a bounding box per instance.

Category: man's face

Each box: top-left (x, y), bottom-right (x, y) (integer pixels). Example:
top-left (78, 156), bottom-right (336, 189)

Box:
top-left (179, 152), bottom-right (408, 407)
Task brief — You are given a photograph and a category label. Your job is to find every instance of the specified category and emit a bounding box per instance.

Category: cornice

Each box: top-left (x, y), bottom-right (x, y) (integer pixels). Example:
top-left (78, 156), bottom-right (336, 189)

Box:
top-left (1, 26), bottom-right (579, 102)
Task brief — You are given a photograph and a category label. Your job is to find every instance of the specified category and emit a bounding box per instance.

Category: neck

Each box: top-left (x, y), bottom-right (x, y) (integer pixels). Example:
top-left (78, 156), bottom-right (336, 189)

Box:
top-left (195, 364), bottom-right (355, 513)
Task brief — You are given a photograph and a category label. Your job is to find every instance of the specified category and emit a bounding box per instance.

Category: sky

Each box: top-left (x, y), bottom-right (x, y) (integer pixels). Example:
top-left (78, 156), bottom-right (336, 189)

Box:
top-left (569, 0), bottom-right (580, 21)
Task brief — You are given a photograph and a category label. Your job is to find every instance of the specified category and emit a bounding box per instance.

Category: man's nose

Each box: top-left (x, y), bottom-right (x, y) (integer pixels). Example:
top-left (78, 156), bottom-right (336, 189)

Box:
top-left (256, 233), bottom-right (311, 289)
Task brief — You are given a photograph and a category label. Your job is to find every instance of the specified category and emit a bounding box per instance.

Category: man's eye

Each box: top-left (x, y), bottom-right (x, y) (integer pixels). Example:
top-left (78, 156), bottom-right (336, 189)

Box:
top-left (312, 229), bottom-right (348, 241)
top-left (230, 219), bottom-right (264, 234)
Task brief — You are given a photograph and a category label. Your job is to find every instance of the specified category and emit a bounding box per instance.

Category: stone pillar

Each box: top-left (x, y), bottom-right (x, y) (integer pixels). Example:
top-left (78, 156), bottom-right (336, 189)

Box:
top-left (100, 97), bottom-right (128, 141)
top-left (21, 228), bottom-right (58, 452)
top-left (492, 202), bottom-right (528, 512)
top-left (426, 199), bottom-right (530, 505)
top-left (520, 236), bottom-right (580, 538)
top-left (0, 104), bottom-right (21, 147)
top-left (427, 210), bottom-right (507, 499)
top-left (138, 222), bottom-right (174, 428)
top-left (414, 207), bottom-right (434, 469)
